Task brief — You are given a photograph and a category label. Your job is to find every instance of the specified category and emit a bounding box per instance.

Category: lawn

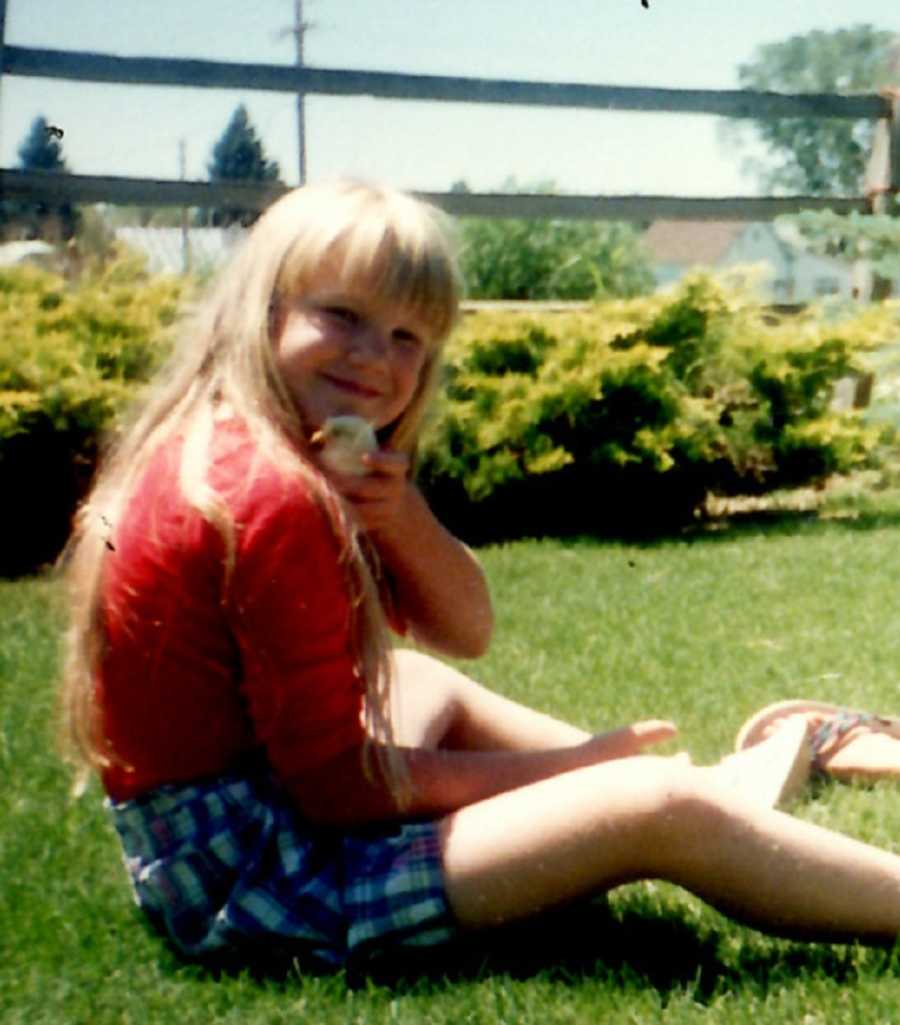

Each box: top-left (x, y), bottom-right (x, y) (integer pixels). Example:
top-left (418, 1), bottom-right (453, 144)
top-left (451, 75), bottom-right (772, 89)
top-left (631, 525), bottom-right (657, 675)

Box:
top-left (4, 505), bottom-right (900, 1024)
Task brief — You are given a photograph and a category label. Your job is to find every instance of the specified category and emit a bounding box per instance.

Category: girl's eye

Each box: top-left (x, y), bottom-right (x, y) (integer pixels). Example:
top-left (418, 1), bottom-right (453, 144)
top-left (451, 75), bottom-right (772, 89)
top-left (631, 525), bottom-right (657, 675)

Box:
top-left (393, 328), bottom-right (424, 351)
top-left (324, 306), bottom-right (359, 325)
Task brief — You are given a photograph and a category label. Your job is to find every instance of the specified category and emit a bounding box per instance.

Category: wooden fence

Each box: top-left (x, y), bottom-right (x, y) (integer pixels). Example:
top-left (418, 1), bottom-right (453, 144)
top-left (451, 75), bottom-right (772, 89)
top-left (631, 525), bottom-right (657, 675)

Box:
top-left (1, 0), bottom-right (899, 224)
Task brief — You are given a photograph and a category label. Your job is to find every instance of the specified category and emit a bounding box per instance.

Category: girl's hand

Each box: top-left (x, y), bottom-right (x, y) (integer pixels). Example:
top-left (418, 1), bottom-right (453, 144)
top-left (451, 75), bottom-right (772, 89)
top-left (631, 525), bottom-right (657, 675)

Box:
top-left (322, 445), bottom-right (494, 659)
top-left (585, 720), bottom-right (679, 763)
top-left (325, 448), bottom-right (413, 536)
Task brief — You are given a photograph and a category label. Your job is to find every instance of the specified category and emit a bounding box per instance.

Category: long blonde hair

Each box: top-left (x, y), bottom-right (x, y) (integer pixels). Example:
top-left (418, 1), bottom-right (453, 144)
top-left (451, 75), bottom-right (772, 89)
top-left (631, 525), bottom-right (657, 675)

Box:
top-left (61, 180), bottom-right (462, 801)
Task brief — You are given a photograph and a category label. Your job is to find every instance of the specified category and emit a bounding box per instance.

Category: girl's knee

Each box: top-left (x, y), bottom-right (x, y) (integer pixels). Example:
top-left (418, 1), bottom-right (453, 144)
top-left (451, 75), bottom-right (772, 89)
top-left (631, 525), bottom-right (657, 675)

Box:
top-left (631, 758), bottom-right (733, 840)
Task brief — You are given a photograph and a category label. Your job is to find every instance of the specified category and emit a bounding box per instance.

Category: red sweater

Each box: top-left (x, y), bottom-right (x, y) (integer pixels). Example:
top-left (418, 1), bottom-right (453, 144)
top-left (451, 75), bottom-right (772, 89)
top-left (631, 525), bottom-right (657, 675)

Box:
top-left (99, 419), bottom-right (368, 804)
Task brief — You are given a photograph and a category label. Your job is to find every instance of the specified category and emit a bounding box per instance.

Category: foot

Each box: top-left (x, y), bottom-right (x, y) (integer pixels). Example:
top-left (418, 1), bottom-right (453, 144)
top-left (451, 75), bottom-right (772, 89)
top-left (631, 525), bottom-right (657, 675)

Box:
top-left (713, 716), bottom-right (812, 808)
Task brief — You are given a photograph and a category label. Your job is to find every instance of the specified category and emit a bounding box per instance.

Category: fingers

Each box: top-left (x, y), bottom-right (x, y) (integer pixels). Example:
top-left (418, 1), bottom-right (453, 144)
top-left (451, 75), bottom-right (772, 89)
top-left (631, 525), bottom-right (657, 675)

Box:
top-left (619, 721), bottom-right (679, 756)
top-left (323, 451), bottom-right (412, 533)
top-left (629, 720), bottom-right (679, 747)
top-left (326, 451), bottom-right (408, 493)
top-left (587, 720), bottom-right (679, 763)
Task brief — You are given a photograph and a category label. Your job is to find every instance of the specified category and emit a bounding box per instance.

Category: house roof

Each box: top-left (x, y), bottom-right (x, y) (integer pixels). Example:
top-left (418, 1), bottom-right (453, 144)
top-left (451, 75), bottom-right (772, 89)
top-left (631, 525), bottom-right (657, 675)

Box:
top-left (643, 221), bottom-right (749, 266)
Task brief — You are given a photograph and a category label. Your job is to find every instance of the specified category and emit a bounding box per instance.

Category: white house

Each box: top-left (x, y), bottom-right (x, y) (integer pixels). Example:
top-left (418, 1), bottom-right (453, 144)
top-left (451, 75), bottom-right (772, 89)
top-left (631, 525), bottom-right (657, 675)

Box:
top-left (114, 226), bottom-right (246, 276)
top-left (0, 239), bottom-right (58, 270)
top-left (643, 220), bottom-right (855, 303)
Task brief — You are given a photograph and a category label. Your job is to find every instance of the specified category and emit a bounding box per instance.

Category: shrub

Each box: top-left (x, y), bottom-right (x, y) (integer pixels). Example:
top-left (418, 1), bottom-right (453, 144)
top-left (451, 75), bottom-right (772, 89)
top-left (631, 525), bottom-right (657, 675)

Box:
top-left (0, 256), bottom-right (187, 575)
top-left (418, 274), bottom-right (895, 541)
top-left (458, 217), bottom-right (654, 300)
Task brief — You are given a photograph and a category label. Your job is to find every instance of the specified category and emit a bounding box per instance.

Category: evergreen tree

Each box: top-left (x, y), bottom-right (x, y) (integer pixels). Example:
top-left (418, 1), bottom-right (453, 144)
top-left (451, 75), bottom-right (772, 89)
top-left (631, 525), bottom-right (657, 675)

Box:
top-left (2, 115), bottom-right (79, 240)
top-left (205, 105), bottom-right (281, 226)
top-left (19, 115), bottom-right (67, 172)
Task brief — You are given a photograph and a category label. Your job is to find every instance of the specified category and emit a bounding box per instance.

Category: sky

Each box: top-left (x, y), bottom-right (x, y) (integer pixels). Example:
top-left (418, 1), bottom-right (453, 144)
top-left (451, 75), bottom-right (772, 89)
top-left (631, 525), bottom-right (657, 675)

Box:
top-left (3, 1), bottom-right (900, 200)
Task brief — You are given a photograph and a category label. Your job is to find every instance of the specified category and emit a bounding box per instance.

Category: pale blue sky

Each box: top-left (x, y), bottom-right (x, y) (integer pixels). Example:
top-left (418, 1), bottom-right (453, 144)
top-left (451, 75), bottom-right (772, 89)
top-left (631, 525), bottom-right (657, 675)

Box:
top-left (3, 1), bottom-right (900, 197)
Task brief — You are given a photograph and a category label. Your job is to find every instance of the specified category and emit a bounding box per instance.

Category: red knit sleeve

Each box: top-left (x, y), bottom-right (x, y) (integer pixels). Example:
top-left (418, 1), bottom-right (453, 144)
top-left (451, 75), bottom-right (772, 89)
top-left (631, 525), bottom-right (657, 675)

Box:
top-left (224, 465), bottom-right (367, 798)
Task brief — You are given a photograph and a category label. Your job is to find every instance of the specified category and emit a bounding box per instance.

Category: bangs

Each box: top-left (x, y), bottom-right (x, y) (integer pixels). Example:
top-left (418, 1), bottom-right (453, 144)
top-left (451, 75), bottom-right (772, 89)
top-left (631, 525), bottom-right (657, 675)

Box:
top-left (275, 185), bottom-right (462, 343)
top-left (341, 225), bottom-right (460, 342)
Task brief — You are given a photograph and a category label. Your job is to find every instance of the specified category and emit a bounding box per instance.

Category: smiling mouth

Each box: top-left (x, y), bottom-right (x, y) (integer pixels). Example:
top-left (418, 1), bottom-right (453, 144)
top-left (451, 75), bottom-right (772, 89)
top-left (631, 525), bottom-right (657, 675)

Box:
top-left (322, 374), bottom-right (382, 399)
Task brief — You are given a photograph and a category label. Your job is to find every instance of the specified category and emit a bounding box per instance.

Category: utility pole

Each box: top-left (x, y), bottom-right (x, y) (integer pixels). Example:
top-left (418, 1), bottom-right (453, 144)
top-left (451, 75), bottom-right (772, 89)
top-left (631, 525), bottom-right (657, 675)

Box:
top-left (179, 139), bottom-right (191, 274)
top-left (0, 0), bottom-right (7, 155)
top-left (293, 0), bottom-right (308, 184)
top-left (863, 38), bottom-right (900, 300)
top-left (276, 1), bottom-right (311, 184)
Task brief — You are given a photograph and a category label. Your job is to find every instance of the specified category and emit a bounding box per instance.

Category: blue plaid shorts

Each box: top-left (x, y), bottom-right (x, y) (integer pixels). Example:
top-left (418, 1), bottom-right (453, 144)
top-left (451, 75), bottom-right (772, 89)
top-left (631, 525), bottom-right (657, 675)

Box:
top-left (107, 773), bottom-right (457, 968)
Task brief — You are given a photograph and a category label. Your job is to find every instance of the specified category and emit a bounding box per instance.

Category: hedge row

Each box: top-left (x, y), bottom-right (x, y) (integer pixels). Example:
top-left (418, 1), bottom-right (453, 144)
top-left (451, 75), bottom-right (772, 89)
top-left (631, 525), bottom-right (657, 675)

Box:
top-left (1, 261), bottom-right (897, 572)
top-left (418, 275), bottom-right (897, 541)
top-left (0, 255), bottom-right (187, 575)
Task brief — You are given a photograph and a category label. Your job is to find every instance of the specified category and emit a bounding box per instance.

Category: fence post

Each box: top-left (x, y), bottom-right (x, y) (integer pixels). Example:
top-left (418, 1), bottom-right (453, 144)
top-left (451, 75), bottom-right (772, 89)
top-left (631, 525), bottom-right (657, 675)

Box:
top-left (863, 90), bottom-right (900, 300)
top-left (0, 0), bottom-right (7, 154)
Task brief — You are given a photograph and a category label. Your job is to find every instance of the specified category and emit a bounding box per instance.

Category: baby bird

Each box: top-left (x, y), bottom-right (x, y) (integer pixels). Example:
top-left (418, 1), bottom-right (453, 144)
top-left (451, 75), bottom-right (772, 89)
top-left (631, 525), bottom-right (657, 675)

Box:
top-left (311, 415), bottom-right (378, 475)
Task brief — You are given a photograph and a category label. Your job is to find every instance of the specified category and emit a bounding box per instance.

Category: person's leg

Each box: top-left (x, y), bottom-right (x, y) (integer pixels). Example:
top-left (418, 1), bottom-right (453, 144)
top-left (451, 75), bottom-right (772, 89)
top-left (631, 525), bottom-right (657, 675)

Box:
top-left (438, 755), bottom-right (900, 942)
top-left (390, 649), bottom-right (810, 807)
top-left (390, 648), bottom-right (608, 750)
top-left (714, 716), bottom-right (811, 806)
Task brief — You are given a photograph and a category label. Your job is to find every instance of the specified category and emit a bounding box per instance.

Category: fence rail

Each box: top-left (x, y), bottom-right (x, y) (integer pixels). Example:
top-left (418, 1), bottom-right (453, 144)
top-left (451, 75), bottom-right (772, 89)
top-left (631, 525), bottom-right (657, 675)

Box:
top-left (1, 21), bottom-right (898, 223)
top-left (4, 44), bottom-right (890, 120)
top-left (0, 168), bottom-right (874, 222)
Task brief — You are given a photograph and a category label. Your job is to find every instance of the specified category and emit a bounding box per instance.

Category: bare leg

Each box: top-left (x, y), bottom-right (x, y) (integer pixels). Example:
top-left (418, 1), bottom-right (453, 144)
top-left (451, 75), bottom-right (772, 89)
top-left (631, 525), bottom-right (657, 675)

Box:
top-left (438, 756), bottom-right (900, 942)
top-left (713, 716), bottom-right (812, 807)
top-left (390, 649), bottom-right (809, 807)
top-left (389, 649), bottom-right (594, 751)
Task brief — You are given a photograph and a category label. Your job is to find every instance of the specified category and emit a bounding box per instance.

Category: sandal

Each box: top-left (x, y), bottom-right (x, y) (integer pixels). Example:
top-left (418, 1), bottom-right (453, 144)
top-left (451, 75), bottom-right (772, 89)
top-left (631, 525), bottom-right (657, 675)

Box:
top-left (735, 699), bottom-right (900, 778)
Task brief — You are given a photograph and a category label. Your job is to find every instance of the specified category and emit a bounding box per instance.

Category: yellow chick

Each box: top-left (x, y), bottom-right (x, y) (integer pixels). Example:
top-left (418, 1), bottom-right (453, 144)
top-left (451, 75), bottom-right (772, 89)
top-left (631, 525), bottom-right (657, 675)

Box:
top-left (311, 415), bottom-right (378, 475)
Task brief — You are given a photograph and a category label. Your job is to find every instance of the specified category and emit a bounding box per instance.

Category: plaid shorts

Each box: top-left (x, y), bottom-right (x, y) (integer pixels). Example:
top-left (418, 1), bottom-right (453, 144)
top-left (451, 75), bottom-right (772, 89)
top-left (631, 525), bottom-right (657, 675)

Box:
top-left (107, 772), bottom-right (457, 969)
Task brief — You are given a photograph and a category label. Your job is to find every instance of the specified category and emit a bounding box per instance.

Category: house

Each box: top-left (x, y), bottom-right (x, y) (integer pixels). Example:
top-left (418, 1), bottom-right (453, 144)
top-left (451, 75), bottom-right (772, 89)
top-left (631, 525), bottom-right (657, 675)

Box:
top-left (642, 220), bottom-right (854, 303)
top-left (114, 226), bottom-right (246, 276)
top-left (0, 239), bottom-right (58, 270)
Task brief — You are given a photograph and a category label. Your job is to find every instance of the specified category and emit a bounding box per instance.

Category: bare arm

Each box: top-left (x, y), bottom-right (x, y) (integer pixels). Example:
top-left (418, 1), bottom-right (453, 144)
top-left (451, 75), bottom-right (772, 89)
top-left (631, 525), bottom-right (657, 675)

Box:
top-left (326, 451), bottom-right (494, 658)
top-left (290, 721), bottom-right (677, 826)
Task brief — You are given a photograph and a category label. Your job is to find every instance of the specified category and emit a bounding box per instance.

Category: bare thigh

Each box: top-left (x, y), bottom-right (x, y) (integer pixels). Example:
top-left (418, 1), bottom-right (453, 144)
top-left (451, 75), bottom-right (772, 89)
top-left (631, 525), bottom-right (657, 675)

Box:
top-left (437, 753), bottom-right (691, 928)
top-left (436, 756), bottom-right (900, 942)
top-left (389, 648), bottom-right (590, 752)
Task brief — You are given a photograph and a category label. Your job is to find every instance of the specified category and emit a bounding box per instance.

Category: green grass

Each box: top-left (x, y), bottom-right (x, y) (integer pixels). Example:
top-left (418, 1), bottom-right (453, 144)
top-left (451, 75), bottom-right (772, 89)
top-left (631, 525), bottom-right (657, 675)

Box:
top-left (5, 510), bottom-right (900, 1023)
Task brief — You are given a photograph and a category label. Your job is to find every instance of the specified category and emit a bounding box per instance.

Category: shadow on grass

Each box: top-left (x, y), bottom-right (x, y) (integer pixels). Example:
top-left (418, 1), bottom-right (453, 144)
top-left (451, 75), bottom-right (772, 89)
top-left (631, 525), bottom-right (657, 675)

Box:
top-left (173, 898), bottom-right (900, 1003)
top-left (516, 503), bottom-right (900, 555)
top-left (359, 901), bottom-right (900, 998)
top-left (686, 505), bottom-right (900, 545)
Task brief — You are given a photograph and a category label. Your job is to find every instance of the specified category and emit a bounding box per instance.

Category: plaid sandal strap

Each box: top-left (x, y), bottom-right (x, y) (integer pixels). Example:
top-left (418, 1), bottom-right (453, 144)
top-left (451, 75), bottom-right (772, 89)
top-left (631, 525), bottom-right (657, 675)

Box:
top-left (809, 710), bottom-right (889, 771)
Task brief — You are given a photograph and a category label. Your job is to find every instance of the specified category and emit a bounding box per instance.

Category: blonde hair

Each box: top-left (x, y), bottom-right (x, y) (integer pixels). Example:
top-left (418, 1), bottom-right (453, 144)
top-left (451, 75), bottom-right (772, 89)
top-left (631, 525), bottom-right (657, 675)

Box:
top-left (61, 180), bottom-right (462, 801)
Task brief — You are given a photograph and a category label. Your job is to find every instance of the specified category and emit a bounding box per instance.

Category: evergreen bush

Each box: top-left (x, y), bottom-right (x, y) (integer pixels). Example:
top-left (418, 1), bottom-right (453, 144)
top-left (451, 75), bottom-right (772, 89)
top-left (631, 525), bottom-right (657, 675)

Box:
top-left (419, 274), bottom-right (896, 541)
top-left (2, 260), bottom-right (896, 571)
top-left (0, 255), bottom-right (187, 575)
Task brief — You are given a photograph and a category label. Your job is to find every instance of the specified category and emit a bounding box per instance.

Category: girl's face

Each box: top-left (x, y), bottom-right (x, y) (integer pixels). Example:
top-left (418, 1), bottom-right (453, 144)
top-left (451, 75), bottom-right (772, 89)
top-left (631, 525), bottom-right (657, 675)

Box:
top-left (272, 274), bottom-right (431, 434)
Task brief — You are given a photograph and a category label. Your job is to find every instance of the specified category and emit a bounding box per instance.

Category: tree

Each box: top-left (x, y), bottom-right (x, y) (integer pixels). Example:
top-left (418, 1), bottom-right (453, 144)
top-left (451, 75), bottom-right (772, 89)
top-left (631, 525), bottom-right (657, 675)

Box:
top-left (205, 104), bottom-right (281, 226)
top-left (1, 115), bottom-right (79, 240)
top-left (725, 25), bottom-right (898, 196)
top-left (456, 181), bottom-right (653, 300)
top-left (20, 115), bottom-right (68, 172)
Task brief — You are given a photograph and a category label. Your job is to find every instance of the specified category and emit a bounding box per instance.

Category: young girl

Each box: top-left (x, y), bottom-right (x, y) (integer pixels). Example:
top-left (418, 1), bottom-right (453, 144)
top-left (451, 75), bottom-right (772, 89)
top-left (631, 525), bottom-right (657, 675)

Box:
top-left (62, 180), bottom-right (900, 973)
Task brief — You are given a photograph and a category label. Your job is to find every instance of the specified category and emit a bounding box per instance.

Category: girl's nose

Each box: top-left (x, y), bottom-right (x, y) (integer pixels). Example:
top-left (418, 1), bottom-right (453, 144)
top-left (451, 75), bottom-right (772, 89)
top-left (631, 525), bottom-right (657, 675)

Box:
top-left (350, 324), bottom-right (389, 361)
